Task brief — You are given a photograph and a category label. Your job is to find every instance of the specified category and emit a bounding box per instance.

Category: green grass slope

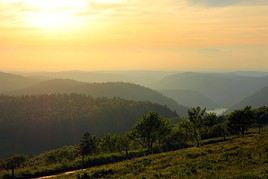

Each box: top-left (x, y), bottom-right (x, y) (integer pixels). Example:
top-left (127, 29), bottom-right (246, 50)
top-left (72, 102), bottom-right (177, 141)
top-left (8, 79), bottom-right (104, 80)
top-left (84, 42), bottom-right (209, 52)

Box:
top-left (58, 133), bottom-right (268, 179)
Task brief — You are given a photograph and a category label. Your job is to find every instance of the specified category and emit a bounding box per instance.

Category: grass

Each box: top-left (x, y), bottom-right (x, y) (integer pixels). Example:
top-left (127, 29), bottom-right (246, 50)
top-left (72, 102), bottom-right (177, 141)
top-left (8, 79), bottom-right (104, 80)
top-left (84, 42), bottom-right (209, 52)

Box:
top-left (0, 148), bottom-right (150, 179)
top-left (54, 132), bottom-right (268, 178)
top-left (1, 127), bottom-right (267, 178)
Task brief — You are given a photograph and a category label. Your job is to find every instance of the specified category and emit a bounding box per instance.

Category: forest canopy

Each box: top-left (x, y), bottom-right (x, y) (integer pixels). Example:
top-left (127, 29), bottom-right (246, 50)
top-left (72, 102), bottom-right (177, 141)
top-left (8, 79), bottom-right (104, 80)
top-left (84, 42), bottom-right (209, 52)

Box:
top-left (0, 94), bottom-right (177, 158)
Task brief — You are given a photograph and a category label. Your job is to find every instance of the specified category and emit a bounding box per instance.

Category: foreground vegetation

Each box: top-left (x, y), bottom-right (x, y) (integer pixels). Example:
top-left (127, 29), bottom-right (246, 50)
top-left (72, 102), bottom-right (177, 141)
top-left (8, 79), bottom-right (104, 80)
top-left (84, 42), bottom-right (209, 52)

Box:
top-left (0, 105), bottom-right (267, 178)
top-left (60, 130), bottom-right (268, 178)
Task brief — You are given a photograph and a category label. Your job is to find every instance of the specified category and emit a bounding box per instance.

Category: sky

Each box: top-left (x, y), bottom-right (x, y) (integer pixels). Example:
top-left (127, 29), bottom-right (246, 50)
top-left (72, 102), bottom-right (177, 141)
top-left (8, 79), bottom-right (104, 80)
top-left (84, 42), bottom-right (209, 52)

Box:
top-left (0, 0), bottom-right (268, 71)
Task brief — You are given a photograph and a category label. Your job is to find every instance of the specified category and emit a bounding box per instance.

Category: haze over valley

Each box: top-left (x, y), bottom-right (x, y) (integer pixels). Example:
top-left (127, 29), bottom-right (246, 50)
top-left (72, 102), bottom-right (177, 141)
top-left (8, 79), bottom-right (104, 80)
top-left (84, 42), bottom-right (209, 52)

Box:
top-left (0, 0), bottom-right (268, 178)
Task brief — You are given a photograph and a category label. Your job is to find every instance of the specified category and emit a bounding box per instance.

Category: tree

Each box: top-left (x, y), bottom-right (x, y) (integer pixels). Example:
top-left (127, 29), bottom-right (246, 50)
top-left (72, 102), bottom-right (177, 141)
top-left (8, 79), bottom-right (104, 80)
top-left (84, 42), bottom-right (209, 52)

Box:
top-left (210, 117), bottom-right (229, 140)
top-left (187, 106), bottom-right (206, 147)
top-left (79, 132), bottom-right (97, 167)
top-left (202, 113), bottom-right (218, 139)
top-left (228, 106), bottom-right (255, 135)
top-left (100, 134), bottom-right (118, 153)
top-left (156, 118), bottom-right (172, 148)
top-left (117, 134), bottom-right (131, 157)
top-left (130, 112), bottom-right (162, 152)
top-left (163, 122), bottom-right (189, 151)
top-left (0, 155), bottom-right (26, 178)
top-left (255, 107), bottom-right (268, 134)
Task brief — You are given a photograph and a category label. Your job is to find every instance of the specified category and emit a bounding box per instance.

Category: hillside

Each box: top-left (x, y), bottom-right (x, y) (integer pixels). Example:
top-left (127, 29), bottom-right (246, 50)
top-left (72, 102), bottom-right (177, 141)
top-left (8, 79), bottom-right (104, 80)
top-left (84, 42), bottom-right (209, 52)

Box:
top-left (21, 71), bottom-right (174, 87)
top-left (229, 71), bottom-right (268, 77)
top-left (230, 86), bottom-right (268, 110)
top-left (8, 79), bottom-right (187, 115)
top-left (160, 89), bottom-right (219, 109)
top-left (44, 132), bottom-right (268, 178)
top-left (0, 72), bottom-right (40, 93)
top-left (0, 94), bottom-right (177, 158)
top-left (152, 72), bottom-right (268, 107)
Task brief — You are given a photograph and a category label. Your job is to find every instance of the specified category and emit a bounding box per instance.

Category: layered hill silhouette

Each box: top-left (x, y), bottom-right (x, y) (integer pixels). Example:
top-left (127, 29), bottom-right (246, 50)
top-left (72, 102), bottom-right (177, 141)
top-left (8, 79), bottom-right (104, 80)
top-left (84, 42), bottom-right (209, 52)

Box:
top-left (8, 79), bottom-right (187, 115)
top-left (2, 71), bottom-right (268, 112)
top-left (160, 89), bottom-right (219, 109)
top-left (0, 72), bottom-right (40, 93)
top-left (20, 71), bottom-right (173, 87)
top-left (152, 72), bottom-right (268, 107)
top-left (230, 86), bottom-right (268, 110)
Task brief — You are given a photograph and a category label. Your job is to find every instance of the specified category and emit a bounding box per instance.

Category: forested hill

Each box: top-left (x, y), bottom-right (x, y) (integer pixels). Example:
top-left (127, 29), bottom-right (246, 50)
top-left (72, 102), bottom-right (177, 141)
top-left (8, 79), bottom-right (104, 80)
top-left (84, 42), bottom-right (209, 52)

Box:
top-left (0, 94), bottom-right (177, 158)
top-left (8, 79), bottom-right (187, 116)
top-left (0, 72), bottom-right (40, 93)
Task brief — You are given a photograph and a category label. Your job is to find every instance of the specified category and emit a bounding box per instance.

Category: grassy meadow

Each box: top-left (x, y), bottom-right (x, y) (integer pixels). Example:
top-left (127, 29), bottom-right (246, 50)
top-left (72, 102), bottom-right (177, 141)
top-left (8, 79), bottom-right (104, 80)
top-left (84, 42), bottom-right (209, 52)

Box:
top-left (49, 128), bottom-right (268, 178)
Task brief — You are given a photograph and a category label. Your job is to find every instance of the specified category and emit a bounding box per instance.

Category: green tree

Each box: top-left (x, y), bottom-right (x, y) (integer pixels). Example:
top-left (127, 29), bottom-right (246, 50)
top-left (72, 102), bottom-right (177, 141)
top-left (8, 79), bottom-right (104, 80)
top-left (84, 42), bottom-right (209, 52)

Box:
top-left (202, 112), bottom-right (218, 139)
top-left (130, 112), bottom-right (162, 152)
top-left (0, 155), bottom-right (26, 178)
top-left (255, 107), bottom-right (268, 134)
top-left (228, 106), bottom-right (255, 135)
top-left (187, 106), bottom-right (206, 147)
top-left (210, 117), bottom-right (229, 140)
top-left (79, 132), bottom-right (97, 167)
top-left (100, 134), bottom-right (118, 153)
top-left (156, 118), bottom-right (172, 148)
top-left (163, 122), bottom-right (189, 151)
top-left (179, 118), bottom-right (196, 146)
top-left (117, 134), bottom-right (131, 157)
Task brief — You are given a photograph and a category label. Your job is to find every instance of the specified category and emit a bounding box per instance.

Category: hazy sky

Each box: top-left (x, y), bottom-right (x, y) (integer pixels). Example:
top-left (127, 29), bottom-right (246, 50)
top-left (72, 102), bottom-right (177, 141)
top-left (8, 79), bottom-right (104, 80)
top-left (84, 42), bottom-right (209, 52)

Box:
top-left (0, 0), bottom-right (268, 71)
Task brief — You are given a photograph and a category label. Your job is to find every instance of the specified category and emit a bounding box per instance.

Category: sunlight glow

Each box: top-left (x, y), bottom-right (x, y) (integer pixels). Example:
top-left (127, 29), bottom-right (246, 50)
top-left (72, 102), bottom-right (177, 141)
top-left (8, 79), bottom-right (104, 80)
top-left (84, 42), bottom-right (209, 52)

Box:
top-left (95, 0), bottom-right (124, 4)
top-left (25, 11), bottom-right (85, 32)
top-left (15, 0), bottom-right (89, 31)
top-left (1, 0), bottom-right (125, 31)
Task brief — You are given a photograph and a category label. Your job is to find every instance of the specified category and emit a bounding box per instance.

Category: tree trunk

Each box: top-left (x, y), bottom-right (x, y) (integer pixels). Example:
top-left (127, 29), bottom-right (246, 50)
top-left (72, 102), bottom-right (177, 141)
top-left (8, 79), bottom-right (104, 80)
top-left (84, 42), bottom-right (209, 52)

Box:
top-left (196, 130), bottom-right (201, 147)
top-left (125, 147), bottom-right (129, 158)
top-left (149, 141), bottom-right (153, 153)
top-left (241, 127), bottom-right (245, 135)
top-left (82, 155), bottom-right (85, 168)
top-left (196, 138), bottom-right (200, 147)
top-left (11, 168), bottom-right (15, 179)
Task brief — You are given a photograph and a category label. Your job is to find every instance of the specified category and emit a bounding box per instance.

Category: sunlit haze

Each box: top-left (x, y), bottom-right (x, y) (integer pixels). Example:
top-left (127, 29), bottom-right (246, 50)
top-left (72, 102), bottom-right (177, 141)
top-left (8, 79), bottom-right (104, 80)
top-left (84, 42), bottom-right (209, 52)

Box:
top-left (0, 0), bottom-right (268, 71)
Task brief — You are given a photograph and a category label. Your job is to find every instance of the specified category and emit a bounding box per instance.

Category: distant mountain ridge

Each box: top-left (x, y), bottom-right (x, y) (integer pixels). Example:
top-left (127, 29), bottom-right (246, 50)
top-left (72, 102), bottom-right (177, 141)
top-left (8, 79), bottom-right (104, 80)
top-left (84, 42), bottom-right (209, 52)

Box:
top-left (152, 72), bottom-right (268, 107)
top-left (8, 79), bottom-right (187, 116)
top-left (0, 72), bottom-right (41, 93)
top-left (229, 86), bottom-right (268, 111)
top-left (160, 89), bottom-right (219, 109)
top-left (20, 71), bottom-right (175, 87)
top-left (3, 71), bottom-right (268, 111)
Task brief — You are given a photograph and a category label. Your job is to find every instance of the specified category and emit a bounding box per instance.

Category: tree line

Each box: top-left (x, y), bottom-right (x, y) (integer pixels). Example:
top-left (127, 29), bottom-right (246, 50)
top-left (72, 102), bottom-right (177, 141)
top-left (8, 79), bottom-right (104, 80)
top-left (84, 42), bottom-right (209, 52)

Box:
top-left (79, 106), bottom-right (268, 159)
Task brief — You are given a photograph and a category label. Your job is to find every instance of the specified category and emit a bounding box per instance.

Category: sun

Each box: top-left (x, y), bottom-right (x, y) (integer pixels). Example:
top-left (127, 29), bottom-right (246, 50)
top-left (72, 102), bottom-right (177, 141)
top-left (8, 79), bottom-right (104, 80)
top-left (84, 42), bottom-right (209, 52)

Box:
top-left (3, 0), bottom-right (125, 32)
top-left (22, 0), bottom-right (89, 31)
top-left (95, 0), bottom-right (124, 4)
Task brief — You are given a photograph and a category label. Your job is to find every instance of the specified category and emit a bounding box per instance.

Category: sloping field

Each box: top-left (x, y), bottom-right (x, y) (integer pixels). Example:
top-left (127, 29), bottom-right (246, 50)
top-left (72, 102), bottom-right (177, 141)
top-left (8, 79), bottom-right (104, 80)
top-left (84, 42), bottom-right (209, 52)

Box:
top-left (53, 131), bottom-right (268, 179)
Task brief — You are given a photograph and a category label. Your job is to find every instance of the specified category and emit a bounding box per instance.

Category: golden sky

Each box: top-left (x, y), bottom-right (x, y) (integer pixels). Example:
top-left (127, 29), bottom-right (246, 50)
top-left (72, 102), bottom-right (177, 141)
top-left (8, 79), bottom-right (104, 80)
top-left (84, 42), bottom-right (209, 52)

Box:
top-left (0, 0), bottom-right (268, 71)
